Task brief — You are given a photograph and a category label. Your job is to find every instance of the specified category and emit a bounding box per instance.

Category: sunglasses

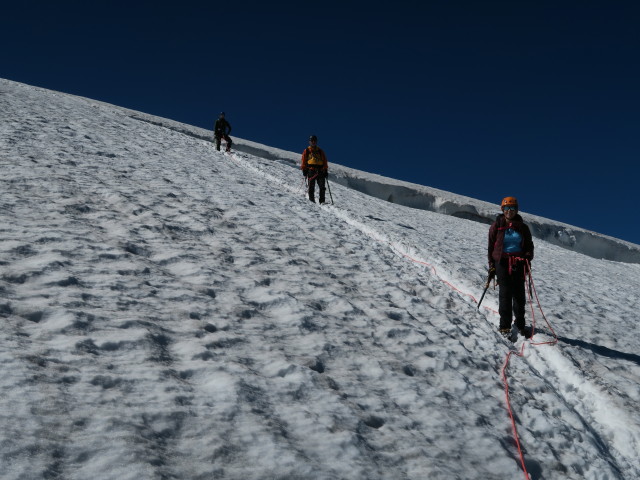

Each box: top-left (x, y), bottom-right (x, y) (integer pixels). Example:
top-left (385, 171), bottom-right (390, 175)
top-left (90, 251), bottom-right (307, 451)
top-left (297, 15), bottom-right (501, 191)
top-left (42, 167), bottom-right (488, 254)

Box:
top-left (504, 206), bottom-right (517, 211)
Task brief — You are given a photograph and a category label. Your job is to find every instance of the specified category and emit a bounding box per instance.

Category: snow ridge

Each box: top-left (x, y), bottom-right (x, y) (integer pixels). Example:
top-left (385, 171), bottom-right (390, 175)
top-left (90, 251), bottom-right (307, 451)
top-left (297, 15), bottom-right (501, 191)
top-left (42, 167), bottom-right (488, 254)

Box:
top-left (96, 103), bottom-right (640, 263)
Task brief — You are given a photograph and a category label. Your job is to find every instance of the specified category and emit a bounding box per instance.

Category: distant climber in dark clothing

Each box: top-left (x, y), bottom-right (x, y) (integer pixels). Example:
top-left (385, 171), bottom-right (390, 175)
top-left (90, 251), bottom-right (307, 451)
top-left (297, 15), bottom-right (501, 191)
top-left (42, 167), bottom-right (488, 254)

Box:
top-left (214, 112), bottom-right (232, 152)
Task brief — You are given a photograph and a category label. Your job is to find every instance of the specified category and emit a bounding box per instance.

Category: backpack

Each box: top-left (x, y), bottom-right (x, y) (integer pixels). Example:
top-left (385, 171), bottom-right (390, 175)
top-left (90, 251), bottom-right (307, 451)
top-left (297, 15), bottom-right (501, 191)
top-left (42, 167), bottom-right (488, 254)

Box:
top-left (306, 147), bottom-right (324, 166)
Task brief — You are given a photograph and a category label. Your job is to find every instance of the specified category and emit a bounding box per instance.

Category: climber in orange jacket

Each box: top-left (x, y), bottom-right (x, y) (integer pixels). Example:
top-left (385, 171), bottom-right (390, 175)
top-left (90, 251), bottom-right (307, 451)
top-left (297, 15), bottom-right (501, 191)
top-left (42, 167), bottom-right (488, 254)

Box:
top-left (300, 135), bottom-right (328, 203)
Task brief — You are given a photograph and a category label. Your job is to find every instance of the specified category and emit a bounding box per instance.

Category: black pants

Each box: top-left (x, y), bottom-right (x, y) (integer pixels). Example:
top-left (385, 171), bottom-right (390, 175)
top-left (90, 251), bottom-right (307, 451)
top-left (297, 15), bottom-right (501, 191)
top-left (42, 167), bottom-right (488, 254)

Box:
top-left (215, 134), bottom-right (232, 151)
top-left (496, 258), bottom-right (526, 330)
top-left (307, 170), bottom-right (326, 203)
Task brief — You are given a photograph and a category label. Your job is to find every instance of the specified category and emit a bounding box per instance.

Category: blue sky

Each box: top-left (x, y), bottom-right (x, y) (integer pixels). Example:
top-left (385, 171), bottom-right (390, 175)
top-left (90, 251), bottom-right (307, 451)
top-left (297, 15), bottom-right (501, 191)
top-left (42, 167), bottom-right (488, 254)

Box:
top-left (3, 1), bottom-right (639, 245)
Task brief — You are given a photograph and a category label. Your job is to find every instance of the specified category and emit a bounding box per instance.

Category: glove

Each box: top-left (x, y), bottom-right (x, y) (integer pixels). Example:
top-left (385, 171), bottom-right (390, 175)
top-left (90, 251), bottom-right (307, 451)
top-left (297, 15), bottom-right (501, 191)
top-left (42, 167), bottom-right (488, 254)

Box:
top-left (322, 170), bottom-right (329, 179)
top-left (302, 168), bottom-right (308, 177)
top-left (488, 266), bottom-right (496, 280)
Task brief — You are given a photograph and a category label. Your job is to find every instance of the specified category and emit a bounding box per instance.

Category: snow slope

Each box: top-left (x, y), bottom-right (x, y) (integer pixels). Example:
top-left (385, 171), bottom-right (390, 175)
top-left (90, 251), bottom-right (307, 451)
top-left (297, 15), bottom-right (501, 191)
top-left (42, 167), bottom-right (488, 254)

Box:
top-left (1, 78), bottom-right (639, 479)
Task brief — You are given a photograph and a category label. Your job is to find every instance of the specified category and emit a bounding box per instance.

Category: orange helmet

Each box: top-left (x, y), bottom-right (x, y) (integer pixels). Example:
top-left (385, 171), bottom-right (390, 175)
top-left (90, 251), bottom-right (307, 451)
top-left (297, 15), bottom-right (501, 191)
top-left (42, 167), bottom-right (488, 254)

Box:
top-left (501, 196), bottom-right (518, 210)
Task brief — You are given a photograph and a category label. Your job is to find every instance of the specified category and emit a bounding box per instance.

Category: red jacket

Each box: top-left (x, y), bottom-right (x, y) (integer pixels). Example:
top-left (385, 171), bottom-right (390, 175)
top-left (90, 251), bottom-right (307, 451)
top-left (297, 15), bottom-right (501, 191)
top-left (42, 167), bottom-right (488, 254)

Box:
top-left (301, 146), bottom-right (328, 171)
top-left (488, 214), bottom-right (534, 267)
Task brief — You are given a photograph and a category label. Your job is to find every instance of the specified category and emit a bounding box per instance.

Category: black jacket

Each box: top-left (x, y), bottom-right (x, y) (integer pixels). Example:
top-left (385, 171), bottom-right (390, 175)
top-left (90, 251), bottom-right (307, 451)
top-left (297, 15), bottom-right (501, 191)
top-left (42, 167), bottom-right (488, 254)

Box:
top-left (214, 118), bottom-right (231, 136)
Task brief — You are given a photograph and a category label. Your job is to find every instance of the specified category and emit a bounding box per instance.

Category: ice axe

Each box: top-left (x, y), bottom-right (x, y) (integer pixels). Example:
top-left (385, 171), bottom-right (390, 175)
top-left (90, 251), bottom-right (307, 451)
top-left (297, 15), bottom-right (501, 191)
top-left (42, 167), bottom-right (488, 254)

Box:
top-left (325, 173), bottom-right (334, 204)
top-left (477, 268), bottom-right (496, 309)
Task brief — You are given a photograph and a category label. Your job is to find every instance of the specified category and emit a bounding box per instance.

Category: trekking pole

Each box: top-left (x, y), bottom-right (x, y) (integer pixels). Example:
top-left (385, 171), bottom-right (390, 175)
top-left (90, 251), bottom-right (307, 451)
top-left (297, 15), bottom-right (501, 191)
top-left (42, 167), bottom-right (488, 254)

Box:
top-left (477, 268), bottom-right (495, 309)
top-left (326, 173), bottom-right (334, 204)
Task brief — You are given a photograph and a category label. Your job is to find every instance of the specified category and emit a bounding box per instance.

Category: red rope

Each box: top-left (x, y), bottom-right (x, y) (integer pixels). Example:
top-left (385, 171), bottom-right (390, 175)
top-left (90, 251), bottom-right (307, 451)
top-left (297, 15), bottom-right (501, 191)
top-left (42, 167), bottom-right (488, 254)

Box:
top-left (394, 250), bottom-right (557, 478)
top-left (502, 344), bottom-right (528, 479)
top-left (499, 260), bottom-right (558, 479)
top-left (395, 250), bottom-right (502, 315)
top-left (526, 260), bottom-right (558, 347)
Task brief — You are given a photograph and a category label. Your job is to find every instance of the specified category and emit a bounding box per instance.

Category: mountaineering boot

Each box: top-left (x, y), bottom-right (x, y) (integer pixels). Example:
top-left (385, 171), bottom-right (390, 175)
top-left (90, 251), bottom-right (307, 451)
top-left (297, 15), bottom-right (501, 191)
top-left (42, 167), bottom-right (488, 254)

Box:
top-left (515, 316), bottom-right (530, 338)
top-left (499, 327), bottom-right (517, 342)
top-left (519, 326), bottom-right (532, 338)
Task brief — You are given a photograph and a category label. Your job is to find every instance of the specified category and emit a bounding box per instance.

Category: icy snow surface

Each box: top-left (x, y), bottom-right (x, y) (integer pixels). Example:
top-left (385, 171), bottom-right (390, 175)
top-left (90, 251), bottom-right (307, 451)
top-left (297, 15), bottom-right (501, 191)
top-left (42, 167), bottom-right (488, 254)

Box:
top-left (1, 78), bottom-right (639, 479)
